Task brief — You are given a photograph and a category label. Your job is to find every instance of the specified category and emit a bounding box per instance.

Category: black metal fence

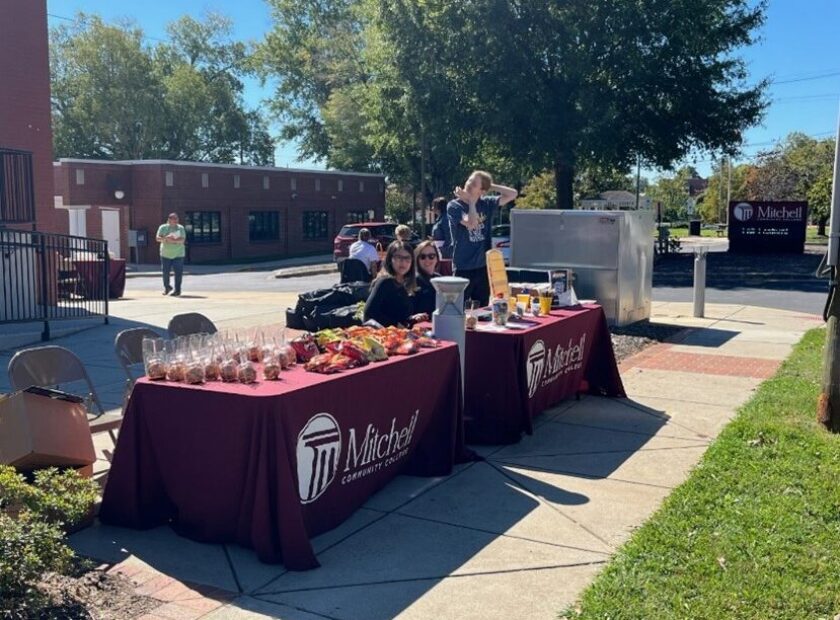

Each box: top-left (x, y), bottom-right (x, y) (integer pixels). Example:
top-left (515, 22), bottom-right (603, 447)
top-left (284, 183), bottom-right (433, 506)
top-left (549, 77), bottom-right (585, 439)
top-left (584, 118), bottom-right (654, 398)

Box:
top-left (0, 229), bottom-right (109, 340)
top-left (0, 148), bottom-right (36, 225)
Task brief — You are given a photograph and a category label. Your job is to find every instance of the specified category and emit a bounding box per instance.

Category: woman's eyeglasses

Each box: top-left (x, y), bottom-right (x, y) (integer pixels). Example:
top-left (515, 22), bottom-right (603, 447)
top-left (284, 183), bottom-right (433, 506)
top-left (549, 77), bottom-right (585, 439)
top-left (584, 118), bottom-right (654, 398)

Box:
top-left (392, 254), bottom-right (413, 262)
top-left (418, 253), bottom-right (437, 260)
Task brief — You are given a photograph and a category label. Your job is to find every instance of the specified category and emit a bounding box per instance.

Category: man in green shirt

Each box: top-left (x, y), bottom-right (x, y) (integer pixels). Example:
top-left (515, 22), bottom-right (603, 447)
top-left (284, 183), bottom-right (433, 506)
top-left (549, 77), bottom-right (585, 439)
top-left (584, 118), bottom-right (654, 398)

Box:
top-left (156, 212), bottom-right (186, 296)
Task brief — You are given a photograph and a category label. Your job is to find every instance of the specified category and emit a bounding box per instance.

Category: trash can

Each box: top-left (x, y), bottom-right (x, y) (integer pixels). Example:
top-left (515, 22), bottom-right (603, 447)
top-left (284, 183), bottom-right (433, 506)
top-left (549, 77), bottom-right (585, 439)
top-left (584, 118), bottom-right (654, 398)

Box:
top-left (689, 220), bottom-right (701, 236)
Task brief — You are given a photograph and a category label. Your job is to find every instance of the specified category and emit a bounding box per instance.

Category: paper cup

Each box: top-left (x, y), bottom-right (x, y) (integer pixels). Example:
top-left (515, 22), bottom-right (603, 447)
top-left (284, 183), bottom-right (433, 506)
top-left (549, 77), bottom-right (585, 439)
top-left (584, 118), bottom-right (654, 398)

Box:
top-left (539, 296), bottom-right (552, 315)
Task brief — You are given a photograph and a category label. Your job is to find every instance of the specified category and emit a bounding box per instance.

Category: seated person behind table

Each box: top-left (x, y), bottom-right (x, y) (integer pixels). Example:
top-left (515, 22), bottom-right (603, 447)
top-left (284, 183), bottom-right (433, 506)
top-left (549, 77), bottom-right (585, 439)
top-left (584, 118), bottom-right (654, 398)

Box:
top-left (347, 227), bottom-right (379, 278)
top-left (363, 241), bottom-right (429, 327)
top-left (394, 224), bottom-right (415, 250)
top-left (413, 240), bottom-right (441, 316)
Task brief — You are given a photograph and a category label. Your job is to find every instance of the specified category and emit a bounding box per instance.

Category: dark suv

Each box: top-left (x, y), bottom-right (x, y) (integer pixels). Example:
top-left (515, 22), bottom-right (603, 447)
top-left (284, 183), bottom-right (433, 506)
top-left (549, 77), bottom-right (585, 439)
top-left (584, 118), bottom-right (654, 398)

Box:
top-left (333, 222), bottom-right (398, 264)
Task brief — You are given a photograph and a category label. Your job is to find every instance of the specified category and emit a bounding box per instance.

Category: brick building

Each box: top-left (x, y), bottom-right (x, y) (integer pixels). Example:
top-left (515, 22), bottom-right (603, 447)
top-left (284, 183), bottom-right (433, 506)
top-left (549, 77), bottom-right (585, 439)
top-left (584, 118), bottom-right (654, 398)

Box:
top-left (0, 0), bottom-right (58, 231)
top-left (53, 159), bottom-right (385, 263)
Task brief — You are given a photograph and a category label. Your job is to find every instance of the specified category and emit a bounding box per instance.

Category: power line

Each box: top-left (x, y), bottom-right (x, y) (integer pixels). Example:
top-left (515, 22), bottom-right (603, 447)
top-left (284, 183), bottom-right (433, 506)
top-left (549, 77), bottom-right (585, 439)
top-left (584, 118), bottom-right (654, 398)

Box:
top-left (771, 71), bottom-right (840, 86)
top-left (772, 93), bottom-right (840, 102)
top-left (667, 130), bottom-right (836, 167)
top-left (772, 67), bottom-right (840, 81)
top-left (47, 12), bottom-right (168, 43)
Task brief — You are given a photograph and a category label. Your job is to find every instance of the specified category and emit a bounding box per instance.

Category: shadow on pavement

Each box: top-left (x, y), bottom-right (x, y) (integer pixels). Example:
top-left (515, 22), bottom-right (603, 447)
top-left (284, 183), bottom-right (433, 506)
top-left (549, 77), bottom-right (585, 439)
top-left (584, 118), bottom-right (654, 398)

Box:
top-left (66, 394), bottom-right (671, 619)
top-left (654, 250), bottom-right (825, 293)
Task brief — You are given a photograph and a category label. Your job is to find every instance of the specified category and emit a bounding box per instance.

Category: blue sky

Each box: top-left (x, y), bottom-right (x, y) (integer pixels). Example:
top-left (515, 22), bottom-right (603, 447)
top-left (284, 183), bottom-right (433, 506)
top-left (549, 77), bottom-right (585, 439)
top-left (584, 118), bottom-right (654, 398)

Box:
top-left (47, 0), bottom-right (840, 179)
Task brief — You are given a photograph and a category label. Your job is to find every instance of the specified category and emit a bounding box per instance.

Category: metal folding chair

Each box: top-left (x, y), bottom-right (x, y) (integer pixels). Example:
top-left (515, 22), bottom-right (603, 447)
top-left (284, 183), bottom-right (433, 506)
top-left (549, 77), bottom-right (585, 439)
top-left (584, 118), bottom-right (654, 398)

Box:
top-left (7, 345), bottom-right (121, 441)
top-left (114, 327), bottom-right (161, 398)
top-left (167, 312), bottom-right (218, 338)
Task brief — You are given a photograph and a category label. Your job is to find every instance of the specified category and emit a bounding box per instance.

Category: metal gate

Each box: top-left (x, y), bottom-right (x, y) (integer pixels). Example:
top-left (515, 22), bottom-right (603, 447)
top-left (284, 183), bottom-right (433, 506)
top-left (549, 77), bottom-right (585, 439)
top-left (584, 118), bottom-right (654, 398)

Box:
top-left (0, 229), bottom-right (109, 340)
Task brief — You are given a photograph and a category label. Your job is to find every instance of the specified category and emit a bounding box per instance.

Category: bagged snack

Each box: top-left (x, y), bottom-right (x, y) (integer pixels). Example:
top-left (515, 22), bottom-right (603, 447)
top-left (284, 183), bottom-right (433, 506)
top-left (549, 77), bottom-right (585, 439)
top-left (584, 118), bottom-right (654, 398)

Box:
top-left (238, 362), bottom-right (257, 384)
top-left (262, 354), bottom-right (282, 380)
top-left (185, 361), bottom-right (205, 385)
top-left (291, 333), bottom-right (320, 362)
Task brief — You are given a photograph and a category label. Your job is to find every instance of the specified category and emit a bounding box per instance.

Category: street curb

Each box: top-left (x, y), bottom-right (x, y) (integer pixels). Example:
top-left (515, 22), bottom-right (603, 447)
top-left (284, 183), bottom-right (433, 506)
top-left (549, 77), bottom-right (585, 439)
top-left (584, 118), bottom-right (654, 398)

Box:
top-left (125, 265), bottom-right (339, 279)
top-left (272, 266), bottom-right (339, 279)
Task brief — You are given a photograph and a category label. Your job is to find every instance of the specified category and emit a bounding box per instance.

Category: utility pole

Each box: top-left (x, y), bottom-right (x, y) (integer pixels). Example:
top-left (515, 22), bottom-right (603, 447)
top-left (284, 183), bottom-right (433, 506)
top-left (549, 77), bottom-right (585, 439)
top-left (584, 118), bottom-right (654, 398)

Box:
top-left (718, 156), bottom-right (725, 223)
top-left (818, 103), bottom-right (840, 432)
top-left (635, 154), bottom-right (641, 210)
top-left (418, 123), bottom-right (426, 233)
top-left (726, 157), bottom-right (732, 225)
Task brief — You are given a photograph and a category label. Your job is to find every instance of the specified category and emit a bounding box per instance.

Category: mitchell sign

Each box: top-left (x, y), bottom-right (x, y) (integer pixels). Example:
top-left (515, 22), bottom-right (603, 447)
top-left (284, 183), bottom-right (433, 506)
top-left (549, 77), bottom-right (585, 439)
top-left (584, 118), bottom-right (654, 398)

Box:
top-left (728, 201), bottom-right (808, 254)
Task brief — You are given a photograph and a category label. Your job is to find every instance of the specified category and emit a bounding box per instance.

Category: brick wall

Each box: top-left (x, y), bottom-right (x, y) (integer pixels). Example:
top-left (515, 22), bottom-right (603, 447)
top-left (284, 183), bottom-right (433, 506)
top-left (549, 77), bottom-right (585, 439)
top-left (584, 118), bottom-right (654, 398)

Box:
top-left (55, 160), bottom-right (385, 263)
top-left (0, 0), bottom-right (59, 232)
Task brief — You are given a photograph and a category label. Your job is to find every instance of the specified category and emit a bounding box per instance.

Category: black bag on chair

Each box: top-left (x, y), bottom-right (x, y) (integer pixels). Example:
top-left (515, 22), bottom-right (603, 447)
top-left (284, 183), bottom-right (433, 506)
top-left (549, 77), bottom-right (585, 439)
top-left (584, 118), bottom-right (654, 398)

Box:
top-left (293, 282), bottom-right (372, 332)
top-left (340, 258), bottom-right (371, 284)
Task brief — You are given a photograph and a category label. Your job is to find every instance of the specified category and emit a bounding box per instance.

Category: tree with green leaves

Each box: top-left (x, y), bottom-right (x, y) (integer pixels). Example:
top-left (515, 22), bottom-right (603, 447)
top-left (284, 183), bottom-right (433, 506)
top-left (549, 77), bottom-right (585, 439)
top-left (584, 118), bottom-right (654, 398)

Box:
top-left (373, 0), bottom-right (767, 209)
top-left (518, 166), bottom-right (639, 210)
top-left (742, 133), bottom-right (835, 233)
top-left (696, 160), bottom-right (751, 223)
top-left (259, 0), bottom-right (367, 166)
top-left (51, 13), bottom-right (273, 164)
top-left (647, 167), bottom-right (698, 222)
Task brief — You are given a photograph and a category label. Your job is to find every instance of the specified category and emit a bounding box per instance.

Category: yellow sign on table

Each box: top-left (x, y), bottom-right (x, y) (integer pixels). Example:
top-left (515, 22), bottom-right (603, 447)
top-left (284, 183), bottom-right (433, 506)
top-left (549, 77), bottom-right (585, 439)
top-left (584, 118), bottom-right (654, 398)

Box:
top-left (486, 249), bottom-right (510, 301)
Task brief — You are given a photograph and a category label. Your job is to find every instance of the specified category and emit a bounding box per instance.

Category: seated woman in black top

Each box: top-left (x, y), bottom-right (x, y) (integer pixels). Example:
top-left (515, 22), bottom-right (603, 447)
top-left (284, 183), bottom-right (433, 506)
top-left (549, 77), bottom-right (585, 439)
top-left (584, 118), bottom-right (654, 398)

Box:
top-left (413, 240), bottom-right (441, 316)
top-left (363, 241), bottom-right (428, 327)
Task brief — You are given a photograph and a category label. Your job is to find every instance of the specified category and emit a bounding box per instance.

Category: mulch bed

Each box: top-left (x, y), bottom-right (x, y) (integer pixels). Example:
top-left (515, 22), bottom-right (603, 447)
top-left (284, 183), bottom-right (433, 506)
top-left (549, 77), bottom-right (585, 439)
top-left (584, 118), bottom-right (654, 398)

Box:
top-left (610, 320), bottom-right (685, 362)
top-left (6, 559), bottom-right (159, 620)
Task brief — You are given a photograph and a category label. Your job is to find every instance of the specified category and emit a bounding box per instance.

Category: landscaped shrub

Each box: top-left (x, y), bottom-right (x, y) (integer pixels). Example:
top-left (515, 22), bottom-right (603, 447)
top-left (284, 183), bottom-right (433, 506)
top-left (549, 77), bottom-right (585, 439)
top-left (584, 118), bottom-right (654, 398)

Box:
top-left (0, 465), bottom-right (98, 614)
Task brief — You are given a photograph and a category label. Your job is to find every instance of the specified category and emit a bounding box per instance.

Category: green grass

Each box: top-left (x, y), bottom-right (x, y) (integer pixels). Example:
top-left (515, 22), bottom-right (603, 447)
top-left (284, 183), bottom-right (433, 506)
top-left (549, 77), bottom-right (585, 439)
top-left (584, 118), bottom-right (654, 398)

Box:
top-left (562, 328), bottom-right (840, 620)
top-left (807, 226), bottom-right (829, 245)
top-left (667, 226), bottom-right (718, 238)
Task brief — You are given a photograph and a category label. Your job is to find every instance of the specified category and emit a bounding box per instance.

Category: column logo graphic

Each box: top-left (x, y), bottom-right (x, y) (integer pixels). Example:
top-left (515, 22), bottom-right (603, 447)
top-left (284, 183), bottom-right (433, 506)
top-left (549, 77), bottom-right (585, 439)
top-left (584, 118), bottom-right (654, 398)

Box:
top-left (296, 413), bottom-right (341, 504)
top-left (732, 202), bottom-right (753, 222)
top-left (527, 339), bottom-right (547, 399)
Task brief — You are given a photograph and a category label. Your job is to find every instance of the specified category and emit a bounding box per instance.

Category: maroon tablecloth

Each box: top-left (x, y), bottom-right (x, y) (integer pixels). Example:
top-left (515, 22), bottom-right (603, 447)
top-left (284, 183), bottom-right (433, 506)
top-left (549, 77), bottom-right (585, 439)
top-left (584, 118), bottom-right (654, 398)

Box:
top-left (463, 304), bottom-right (625, 444)
top-left (99, 343), bottom-right (466, 570)
top-left (74, 259), bottom-right (126, 299)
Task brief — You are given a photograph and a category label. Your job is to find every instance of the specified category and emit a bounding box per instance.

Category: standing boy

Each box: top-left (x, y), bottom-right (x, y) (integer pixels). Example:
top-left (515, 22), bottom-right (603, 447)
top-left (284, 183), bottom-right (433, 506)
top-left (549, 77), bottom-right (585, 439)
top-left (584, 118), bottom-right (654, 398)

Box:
top-left (447, 171), bottom-right (517, 305)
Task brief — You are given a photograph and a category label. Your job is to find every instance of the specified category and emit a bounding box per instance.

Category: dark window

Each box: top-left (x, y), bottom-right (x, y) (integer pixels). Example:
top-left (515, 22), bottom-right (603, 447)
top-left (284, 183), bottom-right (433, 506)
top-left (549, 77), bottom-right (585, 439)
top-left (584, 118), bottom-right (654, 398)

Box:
top-left (371, 224), bottom-right (396, 238)
top-left (184, 211), bottom-right (221, 244)
top-left (346, 211), bottom-right (367, 224)
top-left (249, 211), bottom-right (280, 241)
top-left (303, 211), bottom-right (329, 240)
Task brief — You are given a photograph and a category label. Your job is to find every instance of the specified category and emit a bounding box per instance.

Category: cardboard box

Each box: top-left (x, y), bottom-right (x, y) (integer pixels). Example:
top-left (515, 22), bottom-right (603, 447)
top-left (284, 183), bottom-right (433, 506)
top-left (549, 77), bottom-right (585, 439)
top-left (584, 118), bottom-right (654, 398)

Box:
top-left (0, 387), bottom-right (96, 470)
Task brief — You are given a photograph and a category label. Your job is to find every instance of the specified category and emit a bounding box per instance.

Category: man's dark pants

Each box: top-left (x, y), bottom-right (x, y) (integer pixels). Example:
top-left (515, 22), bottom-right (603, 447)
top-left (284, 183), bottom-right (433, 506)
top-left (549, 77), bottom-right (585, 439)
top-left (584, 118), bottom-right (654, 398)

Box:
top-left (454, 266), bottom-right (490, 307)
top-left (161, 256), bottom-right (184, 293)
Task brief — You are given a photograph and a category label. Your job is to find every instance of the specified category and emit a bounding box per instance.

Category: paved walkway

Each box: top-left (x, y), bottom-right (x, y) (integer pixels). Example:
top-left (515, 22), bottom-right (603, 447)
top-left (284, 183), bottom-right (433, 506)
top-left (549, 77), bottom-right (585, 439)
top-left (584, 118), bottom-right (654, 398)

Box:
top-left (1, 295), bottom-right (822, 619)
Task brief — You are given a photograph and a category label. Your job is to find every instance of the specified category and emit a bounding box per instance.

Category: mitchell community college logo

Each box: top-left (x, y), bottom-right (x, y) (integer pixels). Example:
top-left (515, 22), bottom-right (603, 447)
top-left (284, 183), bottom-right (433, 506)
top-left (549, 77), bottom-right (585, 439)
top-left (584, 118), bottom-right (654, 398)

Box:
top-left (732, 202), bottom-right (754, 222)
top-left (296, 413), bottom-right (341, 504)
top-left (526, 340), bottom-right (547, 399)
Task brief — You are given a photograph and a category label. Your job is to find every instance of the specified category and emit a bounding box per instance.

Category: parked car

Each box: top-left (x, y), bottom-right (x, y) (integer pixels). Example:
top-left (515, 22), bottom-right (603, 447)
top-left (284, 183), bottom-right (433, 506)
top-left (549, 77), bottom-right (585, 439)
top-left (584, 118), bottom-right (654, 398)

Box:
top-left (491, 224), bottom-right (511, 265)
top-left (333, 222), bottom-right (420, 264)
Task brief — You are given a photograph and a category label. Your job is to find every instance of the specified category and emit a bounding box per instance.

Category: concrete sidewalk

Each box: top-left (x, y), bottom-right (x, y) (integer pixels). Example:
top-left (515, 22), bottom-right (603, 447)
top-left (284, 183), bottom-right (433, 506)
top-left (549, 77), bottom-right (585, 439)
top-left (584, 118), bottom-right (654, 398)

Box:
top-left (1, 299), bottom-right (821, 619)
